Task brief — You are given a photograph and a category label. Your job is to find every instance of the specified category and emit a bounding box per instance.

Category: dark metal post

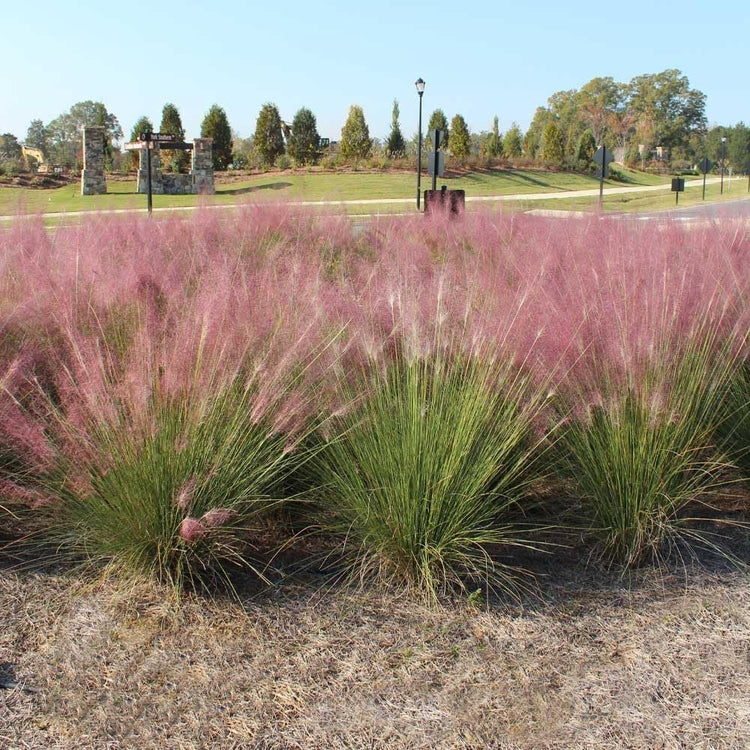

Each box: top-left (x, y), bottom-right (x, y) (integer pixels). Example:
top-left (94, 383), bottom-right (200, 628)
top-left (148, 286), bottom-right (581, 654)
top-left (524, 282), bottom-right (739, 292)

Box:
top-left (415, 78), bottom-right (425, 210)
top-left (146, 133), bottom-right (153, 214)
top-left (417, 91), bottom-right (424, 209)
top-left (431, 130), bottom-right (441, 192)
top-left (598, 145), bottom-right (605, 207)
top-left (720, 137), bottom-right (726, 195)
top-left (702, 168), bottom-right (706, 200)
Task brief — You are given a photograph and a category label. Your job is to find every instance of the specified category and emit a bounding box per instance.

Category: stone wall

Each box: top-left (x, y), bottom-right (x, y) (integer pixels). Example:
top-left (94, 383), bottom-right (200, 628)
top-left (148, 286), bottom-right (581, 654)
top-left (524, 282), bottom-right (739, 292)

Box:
top-left (134, 139), bottom-right (215, 195)
top-left (80, 127), bottom-right (107, 195)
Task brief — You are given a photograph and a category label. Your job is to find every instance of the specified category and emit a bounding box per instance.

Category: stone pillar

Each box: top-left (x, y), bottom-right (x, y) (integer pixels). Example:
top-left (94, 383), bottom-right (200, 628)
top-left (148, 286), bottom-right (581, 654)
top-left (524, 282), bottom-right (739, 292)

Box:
top-left (191, 138), bottom-right (215, 194)
top-left (136, 144), bottom-right (164, 194)
top-left (80, 127), bottom-right (107, 195)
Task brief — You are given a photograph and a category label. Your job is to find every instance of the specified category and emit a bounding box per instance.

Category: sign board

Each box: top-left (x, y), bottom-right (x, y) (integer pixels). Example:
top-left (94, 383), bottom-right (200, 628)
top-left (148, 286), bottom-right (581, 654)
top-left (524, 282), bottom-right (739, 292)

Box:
top-left (593, 146), bottom-right (615, 166)
top-left (428, 151), bottom-right (445, 178)
top-left (319, 137), bottom-right (330, 148)
top-left (671, 178), bottom-right (685, 192)
top-left (124, 142), bottom-right (145, 151)
top-left (139, 132), bottom-right (178, 143)
top-left (429, 129), bottom-right (445, 149)
top-left (697, 157), bottom-right (713, 174)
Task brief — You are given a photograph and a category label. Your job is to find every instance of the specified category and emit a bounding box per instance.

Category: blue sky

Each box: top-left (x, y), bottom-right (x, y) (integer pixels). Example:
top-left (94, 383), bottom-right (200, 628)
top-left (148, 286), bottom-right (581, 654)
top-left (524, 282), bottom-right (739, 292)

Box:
top-left (5, 1), bottom-right (748, 143)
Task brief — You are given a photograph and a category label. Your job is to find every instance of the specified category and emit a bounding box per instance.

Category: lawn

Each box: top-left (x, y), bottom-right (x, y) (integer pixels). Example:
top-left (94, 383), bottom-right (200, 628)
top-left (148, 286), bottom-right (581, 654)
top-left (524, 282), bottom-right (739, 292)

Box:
top-left (0, 165), bottom-right (669, 216)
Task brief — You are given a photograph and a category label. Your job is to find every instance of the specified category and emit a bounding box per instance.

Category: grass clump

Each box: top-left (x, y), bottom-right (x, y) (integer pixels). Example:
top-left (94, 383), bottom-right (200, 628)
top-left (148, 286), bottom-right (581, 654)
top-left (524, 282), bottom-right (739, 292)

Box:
top-left (52, 381), bottom-right (313, 590)
top-left (311, 347), bottom-right (550, 599)
top-left (556, 337), bottom-right (745, 568)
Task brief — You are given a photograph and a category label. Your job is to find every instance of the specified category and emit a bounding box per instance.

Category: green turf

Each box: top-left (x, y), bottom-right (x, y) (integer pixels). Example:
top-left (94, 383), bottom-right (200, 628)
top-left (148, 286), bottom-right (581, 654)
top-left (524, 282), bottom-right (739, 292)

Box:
top-left (0, 166), bottom-right (669, 216)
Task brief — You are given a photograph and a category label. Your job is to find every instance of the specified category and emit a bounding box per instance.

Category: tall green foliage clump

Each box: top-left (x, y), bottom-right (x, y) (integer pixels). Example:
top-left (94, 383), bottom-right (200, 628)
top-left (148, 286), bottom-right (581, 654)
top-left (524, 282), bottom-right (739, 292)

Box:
top-left (160, 103), bottom-right (189, 172)
top-left (541, 121), bottom-right (565, 165)
top-left (253, 103), bottom-right (286, 167)
top-left (449, 114), bottom-right (471, 158)
top-left (127, 116), bottom-right (153, 170)
top-left (289, 107), bottom-right (320, 165)
top-left (575, 129), bottom-right (597, 169)
top-left (340, 105), bottom-right (372, 161)
top-left (426, 109), bottom-right (449, 151)
top-left (486, 115), bottom-right (502, 158)
top-left (201, 104), bottom-right (233, 170)
top-left (385, 100), bottom-right (406, 158)
top-left (503, 124), bottom-right (523, 158)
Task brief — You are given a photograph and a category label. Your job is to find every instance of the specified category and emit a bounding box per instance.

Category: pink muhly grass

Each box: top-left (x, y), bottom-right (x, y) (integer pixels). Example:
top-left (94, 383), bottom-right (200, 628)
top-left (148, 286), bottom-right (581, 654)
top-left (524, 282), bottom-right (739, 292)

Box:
top-left (179, 517), bottom-right (207, 544)
top-left (201, 508), bottom-right (237, 528)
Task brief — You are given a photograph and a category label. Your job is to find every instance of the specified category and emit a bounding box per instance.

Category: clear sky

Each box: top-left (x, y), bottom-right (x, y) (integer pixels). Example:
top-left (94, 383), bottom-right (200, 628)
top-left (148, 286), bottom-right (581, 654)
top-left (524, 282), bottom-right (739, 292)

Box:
top-left (5, 0), bottom-right (748, 144)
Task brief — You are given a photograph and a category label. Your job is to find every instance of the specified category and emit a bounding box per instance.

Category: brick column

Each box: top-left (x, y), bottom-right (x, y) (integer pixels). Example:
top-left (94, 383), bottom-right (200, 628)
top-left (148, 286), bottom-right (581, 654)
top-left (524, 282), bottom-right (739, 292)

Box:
top-left (80, 127), bottom-right (107, 195)
top-left (191, 138), bottom-right (215, 194)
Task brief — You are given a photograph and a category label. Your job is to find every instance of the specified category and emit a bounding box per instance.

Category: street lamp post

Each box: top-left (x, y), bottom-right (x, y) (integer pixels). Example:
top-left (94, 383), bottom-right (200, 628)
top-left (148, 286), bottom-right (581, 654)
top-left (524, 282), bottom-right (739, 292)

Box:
top-left (720, 136), bottom-right (727, 195)
top-left (415, 78), bottom-right (425, 210)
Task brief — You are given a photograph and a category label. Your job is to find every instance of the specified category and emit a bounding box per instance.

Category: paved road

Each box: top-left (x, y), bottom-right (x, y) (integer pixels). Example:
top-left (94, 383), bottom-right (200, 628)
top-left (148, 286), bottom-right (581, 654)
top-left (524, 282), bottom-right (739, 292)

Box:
top-left (616, 197), bottom-right (750, 221)
top-left (0, 177), bottom-right (734, 223)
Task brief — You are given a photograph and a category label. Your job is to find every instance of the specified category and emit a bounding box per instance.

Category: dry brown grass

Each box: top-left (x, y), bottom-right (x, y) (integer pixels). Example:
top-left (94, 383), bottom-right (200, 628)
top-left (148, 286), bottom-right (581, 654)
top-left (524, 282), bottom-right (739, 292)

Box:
top-left (1, 541), bottom-right (749, 749)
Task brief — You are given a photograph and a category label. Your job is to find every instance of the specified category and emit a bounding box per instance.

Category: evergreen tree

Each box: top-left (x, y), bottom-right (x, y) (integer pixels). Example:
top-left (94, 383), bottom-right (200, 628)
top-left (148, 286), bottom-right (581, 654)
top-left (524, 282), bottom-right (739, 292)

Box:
top-left (575, 129), bottom-right (597, 169)
top-left (449, 114), bottom-right (471, 158)
top-left (541, 121), bottom-right (565, 165)
top-left (25, 119), bottom-right (48, 158)
top-left (160, 103), bottom-right (188, 172)
top-left (253, 103), bottom-right (285, 166)
top-left (426, 109), bottom-right (449, 151)
top-left (385, 99), bottom-right (406, 158)
top-left (200, 104), bottom-right (233, 170)
top-left (340, 105), bottom-right (372, 161)
top-left (288, 107), bottom-right (320, 166)
top-left (486, 115), bottom-right (502, 158)
top-left (503, 124), bottom-right (523, 158)
top-left (127, 116), bottom-right (154, 170)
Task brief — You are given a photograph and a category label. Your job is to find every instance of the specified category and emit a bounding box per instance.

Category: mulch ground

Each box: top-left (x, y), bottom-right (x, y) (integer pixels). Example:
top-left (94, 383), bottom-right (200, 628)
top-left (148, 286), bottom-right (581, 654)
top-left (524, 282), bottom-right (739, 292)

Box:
top-left (1, 528), bottom-right (748, 749)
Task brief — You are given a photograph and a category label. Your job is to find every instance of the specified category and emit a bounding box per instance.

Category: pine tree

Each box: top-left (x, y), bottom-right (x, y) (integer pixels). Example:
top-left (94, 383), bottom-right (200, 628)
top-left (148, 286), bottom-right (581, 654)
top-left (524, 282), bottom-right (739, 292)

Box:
top-left (253, 103), bottom-right (285, 166)
top-left (340, 105), bottom-right (372, 161)
top-left (200, 105), bottom-right (233, 170)
top-left (160, 103), bottom-right (188, 172)
top-left (541, 121), bottom-right (564, 166)
top-left (426, 109), bottom-right (449, 151)
top-left (503, 124), bottom-right (523, 158)
top-left (288, 107), bottom-right (320, 166)
top-left (385, 100), bottom-right (406, 158)
top-left (449, 114), bottom-right (471, 158)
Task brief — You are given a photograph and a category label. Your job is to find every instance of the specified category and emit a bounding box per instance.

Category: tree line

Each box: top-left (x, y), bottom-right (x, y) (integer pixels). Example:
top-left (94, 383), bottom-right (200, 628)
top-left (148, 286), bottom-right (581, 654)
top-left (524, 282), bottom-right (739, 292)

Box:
top-left (2, 69), bottom-right (748, 177)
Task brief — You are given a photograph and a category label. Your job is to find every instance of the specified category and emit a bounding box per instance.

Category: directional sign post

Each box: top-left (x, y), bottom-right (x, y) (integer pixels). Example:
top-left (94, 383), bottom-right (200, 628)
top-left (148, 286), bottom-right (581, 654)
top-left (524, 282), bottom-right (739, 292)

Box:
top-left (697, 157), bottom-right (713, 200)
top-left (138, 132), bottom-right (176, 214)
top-left (593, 145), bottom-right (615, 207)
top-left (427, 151), bottom-right (444, 179)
